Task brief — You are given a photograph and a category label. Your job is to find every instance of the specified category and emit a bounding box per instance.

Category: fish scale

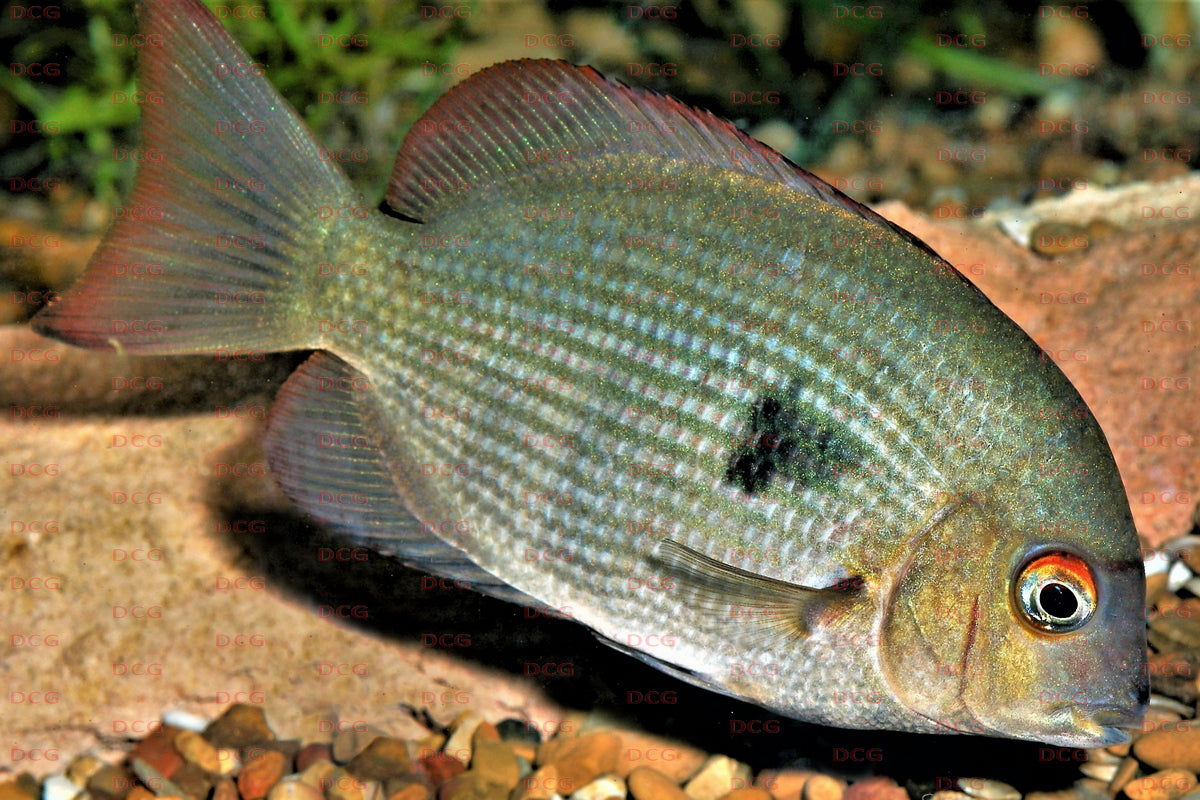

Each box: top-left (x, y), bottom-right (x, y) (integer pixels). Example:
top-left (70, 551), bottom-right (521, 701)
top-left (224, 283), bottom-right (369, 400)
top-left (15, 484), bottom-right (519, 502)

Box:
top-left (33, 0), bottom-right (1147, 748)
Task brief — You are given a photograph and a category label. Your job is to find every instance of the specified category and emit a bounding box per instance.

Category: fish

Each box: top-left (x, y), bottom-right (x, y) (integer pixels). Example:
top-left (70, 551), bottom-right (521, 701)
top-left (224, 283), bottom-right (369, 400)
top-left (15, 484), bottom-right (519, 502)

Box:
top-left (32, 0), bottom-right (1147, 748)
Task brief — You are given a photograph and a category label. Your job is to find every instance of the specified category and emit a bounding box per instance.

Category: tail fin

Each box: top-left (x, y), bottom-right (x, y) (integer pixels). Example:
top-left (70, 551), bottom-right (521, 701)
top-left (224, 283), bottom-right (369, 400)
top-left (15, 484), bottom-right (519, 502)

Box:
top-left (32, 0), bottom-right (357, 354)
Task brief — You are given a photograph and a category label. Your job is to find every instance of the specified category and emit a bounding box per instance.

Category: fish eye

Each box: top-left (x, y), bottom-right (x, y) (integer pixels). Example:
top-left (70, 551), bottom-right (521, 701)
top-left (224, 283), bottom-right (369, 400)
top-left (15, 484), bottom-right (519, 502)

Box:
top-left (1014, 551), bottom-right (1096, 633)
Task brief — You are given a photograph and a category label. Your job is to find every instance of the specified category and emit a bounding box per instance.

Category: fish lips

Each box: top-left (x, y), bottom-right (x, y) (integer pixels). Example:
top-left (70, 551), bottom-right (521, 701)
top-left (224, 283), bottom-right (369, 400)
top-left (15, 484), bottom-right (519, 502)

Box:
top-left (1037, 703), bottom-right (1146, 748)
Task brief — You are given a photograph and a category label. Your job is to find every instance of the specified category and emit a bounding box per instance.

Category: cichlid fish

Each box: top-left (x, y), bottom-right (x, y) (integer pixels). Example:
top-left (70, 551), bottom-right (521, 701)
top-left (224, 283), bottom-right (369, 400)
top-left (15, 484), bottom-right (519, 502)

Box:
top-left (33, 0), bottom-right (1147, 747)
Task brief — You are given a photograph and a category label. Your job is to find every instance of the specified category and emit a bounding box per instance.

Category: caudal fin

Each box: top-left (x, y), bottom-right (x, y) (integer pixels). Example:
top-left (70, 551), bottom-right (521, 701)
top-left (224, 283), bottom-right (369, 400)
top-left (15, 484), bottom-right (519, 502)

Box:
top-left (32, 0), bottom-right (357, 354)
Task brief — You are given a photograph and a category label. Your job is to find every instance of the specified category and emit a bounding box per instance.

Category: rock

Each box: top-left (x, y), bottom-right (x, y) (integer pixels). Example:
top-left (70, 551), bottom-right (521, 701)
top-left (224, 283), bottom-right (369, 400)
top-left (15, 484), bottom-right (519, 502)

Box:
top-left (844, 778), bottom-right (905, 800)
top-left (388, 783), bottom-right (432, 800)
top-left (955, 780), bottom-right (1019, 800)
top-left (571, 775), bottom-right (626, 800)
top-left (412, 735), bottom-right (449, 762)
top-left (511, 747), bottom-right (538, 770)
top-left (511, 765), bottom-right (570, 800)
top-left (416, 753), bottom-right (467, 786)
top-left (270, 741), bottom-right (304, 767)
top-left (65, 755), bottom-right (106, 787)
top-left (325, 769), bottom-right (377, 800)
top-left (683, 756), bottom-right (752, 800)
top-left (473, 724), bottom-right (502, 747)
top-left (1107, 740), bottom-right (1133, 759)
top-left (1141, 712), bottom-right (1190, 740)
top-left (801, 776), bottom-right (845, 800)
top-left (204, 704), bottom-right (275, 748)
top-left (1135, 727), bottom-right (1200, 772)
top-left (1150, 695), bottom-right (1194, 718)
top-left (1147, 652), bottom-right (1200, 705)
top-left (614, 732), bottom-right (706, 783)
top-left (1147, 570), bottom-right (1170, 605)
top-left (238, 750), bottom-right (289, 800)
top-left (163, 710), bottom-right (209, 732)
top-left (296, 758), bottom-right (338, 790)
top-left (172, 762), bottom-right (215, 800)
top-left (347, 738), bottom-right (414, 781)
top-left (175, 730), bottom-right (224, 773)
top-left (335, 727), bottom-right (393, 766)
top-left (1024, 791), bottom-right (1081, 800)
top-left (1073, 780), bottom-right (1107, 800)
top-left (40, 776), bottom-right (81, 800)
top-left (438, 773), bottom-right (508, 800)
top-left (1149, 600), bottom-right (1200, 651)
top-left (472, 742), bottom-right (521, 788)
top-left (131, 725), bottom-right (185, 780)
top-left (86, 765), bottom-right (136, 800)
top-left (385, 776), bottom-right (435, 798)
top-left (627, 767), bottom-right (691, 800)
top-left (362, 781), bottom-right (386, 800)
top-left (267, 780), bottom-right (324, 800)
top-left (445, 713), bottom-right (488, 765)
top-left (212, 778), bottom-right (239, 800)
top-left (718, 789), bottom-right (774, 800)
top-left (1107, 757), bottom-right (1139, 796)
top-left (0, 782), bottom-right (36, 800)
top-left (216, 748), bottom-right (242, 776)
top-left (538, 733), bottom-right (621, 789)
top-left (297, 744), bottom-right (334, 772)
top-left (126, 788), bottom-right (156, 800)
top-left (929, 794), bottom-right (972, 800)
top-left (1124, 771), bottom-right (1197, 800)
top-left (437, 775), bottom-right (473, 800)
top-left (756, 771), bottom-right (815, 800)
top-left (129, 757), bottom-right (190, 800)
top-left (1078, 762), bottom-right (1117, 783)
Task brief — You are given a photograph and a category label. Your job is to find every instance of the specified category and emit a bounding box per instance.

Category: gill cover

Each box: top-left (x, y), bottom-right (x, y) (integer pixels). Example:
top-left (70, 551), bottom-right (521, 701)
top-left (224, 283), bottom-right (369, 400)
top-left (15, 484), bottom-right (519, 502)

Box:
top-left (879, 499), bottom-right (1001, 734)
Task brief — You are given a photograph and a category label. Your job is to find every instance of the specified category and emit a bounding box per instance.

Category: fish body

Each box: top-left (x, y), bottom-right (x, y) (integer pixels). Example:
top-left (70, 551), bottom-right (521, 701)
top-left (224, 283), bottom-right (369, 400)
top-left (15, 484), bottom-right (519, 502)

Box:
top-left (33, 0), bottom-right (1147, 747)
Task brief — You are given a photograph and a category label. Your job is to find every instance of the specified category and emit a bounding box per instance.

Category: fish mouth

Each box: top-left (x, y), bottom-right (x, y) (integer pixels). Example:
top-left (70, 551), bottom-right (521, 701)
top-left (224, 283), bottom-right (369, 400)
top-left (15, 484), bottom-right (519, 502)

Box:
top-left (1041, 705), bottom-right (1144, 747)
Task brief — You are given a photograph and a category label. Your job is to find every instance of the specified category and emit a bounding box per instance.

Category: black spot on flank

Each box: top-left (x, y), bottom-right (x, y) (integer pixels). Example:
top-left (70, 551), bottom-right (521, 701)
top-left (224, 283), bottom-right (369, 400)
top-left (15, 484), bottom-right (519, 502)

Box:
top-left (725, 397), bottom-right (790, 493)
top-left (724, 391), bottom-right (864, 495)
top-left (726, 451), bottom-right (772, 494)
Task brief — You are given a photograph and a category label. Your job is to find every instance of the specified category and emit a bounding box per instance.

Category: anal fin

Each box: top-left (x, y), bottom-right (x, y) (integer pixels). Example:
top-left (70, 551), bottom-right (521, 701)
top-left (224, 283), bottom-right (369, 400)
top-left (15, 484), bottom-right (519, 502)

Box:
top-left (265, 352), bottom-right (534, 605)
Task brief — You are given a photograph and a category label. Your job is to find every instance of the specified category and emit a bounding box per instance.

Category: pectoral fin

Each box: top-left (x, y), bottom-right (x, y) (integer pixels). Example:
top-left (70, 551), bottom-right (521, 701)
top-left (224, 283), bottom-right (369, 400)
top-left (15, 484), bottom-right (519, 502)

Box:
top-left (657, 539), bottom-right (862, 644)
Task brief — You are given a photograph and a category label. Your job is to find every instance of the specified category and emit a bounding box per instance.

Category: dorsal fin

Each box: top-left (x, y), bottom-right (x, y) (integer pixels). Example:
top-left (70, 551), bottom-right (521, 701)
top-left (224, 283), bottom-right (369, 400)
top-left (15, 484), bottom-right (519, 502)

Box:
top-left (386, 59), bottom-right (944, 263)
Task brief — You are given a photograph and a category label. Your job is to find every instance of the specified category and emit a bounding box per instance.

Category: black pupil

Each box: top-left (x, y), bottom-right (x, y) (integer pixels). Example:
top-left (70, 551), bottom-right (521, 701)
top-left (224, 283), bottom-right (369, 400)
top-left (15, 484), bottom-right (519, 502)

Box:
top-left (1039, 582), bottom-right (1079, 620)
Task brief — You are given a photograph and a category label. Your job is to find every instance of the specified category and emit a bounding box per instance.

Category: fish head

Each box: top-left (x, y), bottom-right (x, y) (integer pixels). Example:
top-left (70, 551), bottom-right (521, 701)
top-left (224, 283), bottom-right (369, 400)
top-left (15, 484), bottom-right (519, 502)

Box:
top-left (878, 466), bottom-right (1148, 747)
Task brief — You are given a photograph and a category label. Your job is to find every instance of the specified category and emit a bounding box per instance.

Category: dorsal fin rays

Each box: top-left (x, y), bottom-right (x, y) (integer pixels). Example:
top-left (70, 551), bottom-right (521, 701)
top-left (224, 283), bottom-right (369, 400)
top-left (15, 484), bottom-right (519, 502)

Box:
top-left (385, 59), bottom-right (951, 265)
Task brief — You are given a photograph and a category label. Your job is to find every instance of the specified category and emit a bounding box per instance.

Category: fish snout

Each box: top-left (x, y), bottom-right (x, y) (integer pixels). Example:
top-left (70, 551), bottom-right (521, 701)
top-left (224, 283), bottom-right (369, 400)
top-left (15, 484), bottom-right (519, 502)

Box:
top-left (1041, 701), bottom-right (1145, 747)
top-left (1084, 704), bottom-right (1146, 746)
